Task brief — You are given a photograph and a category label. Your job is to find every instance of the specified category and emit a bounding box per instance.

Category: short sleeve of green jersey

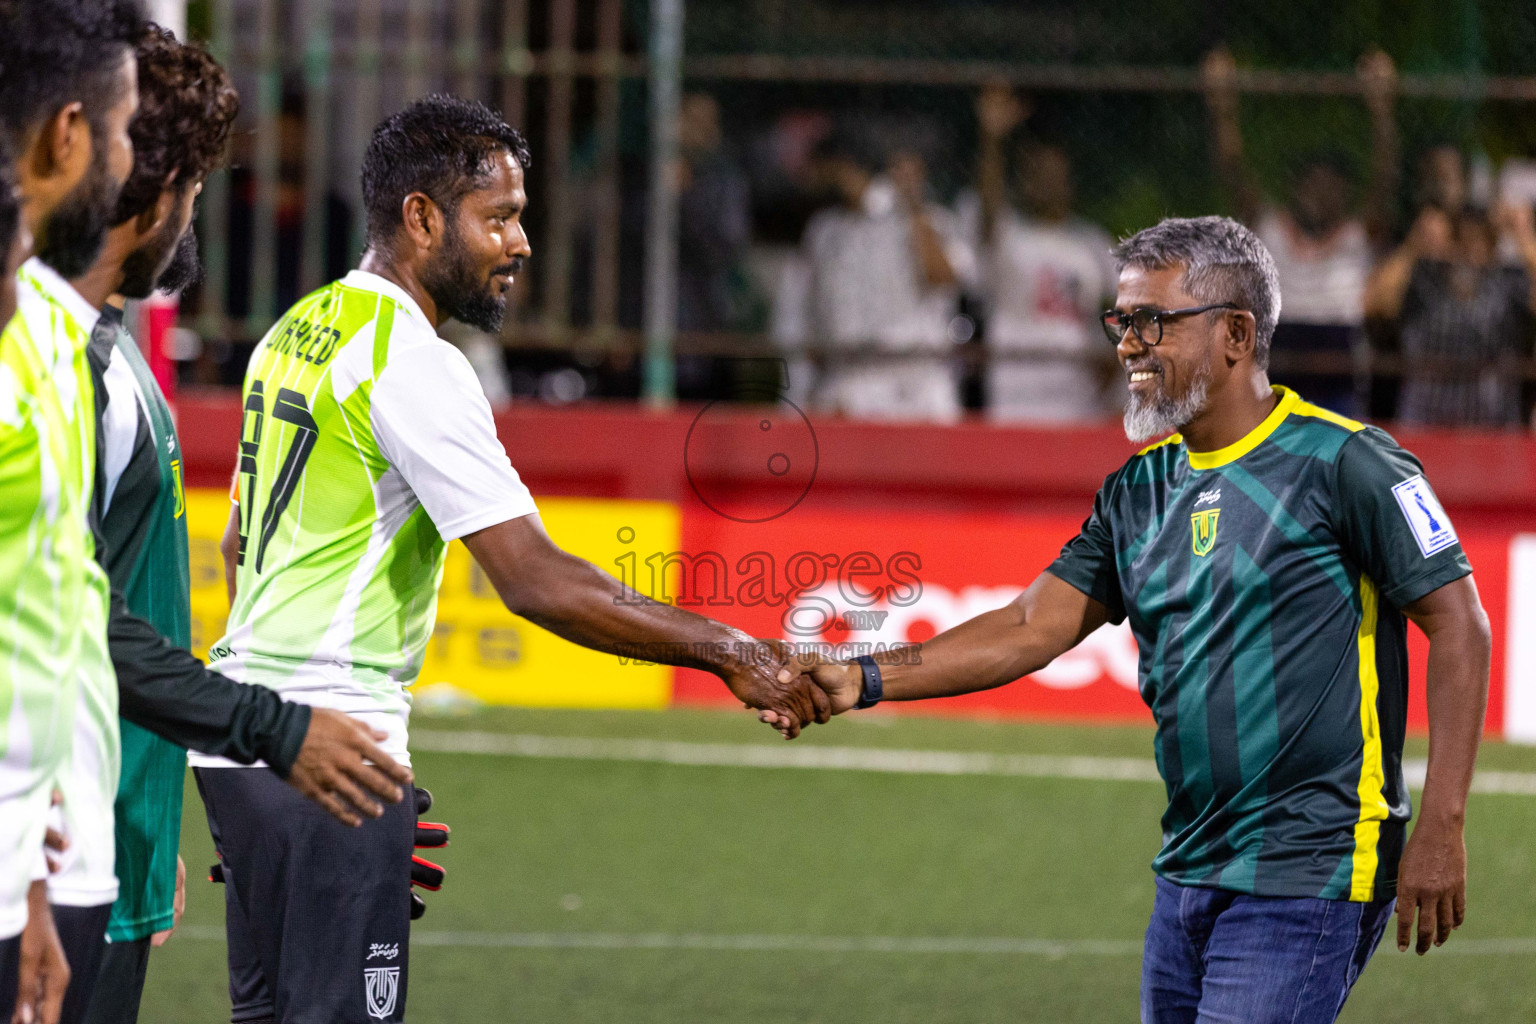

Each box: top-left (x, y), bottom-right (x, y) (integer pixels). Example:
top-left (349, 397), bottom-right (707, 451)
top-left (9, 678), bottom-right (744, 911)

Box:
top-left (1333, 428), bottom-right (1472, 608)
top-left (1046, 470), bottom-right (1127, 624)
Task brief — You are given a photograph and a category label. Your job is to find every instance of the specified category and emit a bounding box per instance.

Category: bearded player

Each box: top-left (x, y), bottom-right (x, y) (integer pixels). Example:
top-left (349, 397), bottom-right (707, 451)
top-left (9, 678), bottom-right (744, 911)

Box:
top-left (200, 94), bottom-right (826, 1024)
top-left (0, 4), bottom-right (144, 1019)
top-left (773, 217), bottom-right (1490, 1024)
top-left (1, 7), bottom-right (411, 1021)
top-left (39, 23), bottom-right (427, 1024)
top-left (57, 25), bottom-right (241, 1024)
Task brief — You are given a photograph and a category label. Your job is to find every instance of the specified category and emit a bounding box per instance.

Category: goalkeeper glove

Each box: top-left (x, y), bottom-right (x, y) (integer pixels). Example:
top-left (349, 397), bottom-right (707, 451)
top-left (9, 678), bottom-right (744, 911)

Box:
top-left (207, 786), bottom-right (451, 921)
top-left (411, 785), bottom-right (449, 920)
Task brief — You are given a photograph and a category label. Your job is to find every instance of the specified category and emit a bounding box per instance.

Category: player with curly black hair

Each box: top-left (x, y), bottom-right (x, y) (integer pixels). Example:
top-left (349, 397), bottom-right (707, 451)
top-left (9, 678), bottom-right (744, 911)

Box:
top-left (58, 24), bottom-right (239, 1024)
top-left (2, 12), bottom-right (416, 1023)
top-left (76, 22), bottom-right (238, 306)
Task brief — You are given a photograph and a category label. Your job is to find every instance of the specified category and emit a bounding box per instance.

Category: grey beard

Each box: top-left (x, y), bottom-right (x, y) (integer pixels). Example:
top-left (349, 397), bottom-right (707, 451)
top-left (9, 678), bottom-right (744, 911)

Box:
top-left (1123, 358), bottom-right (1213, 443)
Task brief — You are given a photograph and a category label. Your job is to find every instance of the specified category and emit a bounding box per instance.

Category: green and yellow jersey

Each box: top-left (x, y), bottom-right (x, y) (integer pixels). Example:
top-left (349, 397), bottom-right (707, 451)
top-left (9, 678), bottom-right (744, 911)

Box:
top-left (88, 304), bottom-right (191, 940)
top-left (1050, 386), bottom-right (1472, 901)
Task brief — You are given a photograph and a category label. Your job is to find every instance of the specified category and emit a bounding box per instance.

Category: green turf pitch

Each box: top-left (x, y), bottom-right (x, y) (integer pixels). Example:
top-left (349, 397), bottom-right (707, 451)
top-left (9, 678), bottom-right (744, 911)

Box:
top-left (142, 707), bottom-right (1536, 1022)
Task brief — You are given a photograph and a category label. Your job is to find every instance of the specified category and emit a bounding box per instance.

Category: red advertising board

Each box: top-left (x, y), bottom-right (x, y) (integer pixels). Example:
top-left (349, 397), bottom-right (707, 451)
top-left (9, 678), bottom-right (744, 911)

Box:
top-left (173, 397), bottom-right (1526, 735)
top-left (672, 504), bottom-right (1512, 735)
top-left (672, 506), bottom-right (1148, 723)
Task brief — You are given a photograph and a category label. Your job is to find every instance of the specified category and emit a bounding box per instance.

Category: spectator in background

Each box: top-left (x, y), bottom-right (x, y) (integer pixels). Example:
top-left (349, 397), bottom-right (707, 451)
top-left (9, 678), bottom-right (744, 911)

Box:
top-left (778, 134), bottom-right (973, 422)
top-left (1203, 47), bottom-right (1399, 415)
top-left (961, 84), bottom-right (1116, 423)
top-left (1364, 143), bottom-right (1471, 419)
top-left (673, 91), bottom-right (755, 398)
top-left (1364, 203), bottom-right (1536, 428)
top-left (1416, 144), bottom-right (1470, 215)
top-left (676, 92), bottom-right (752, 333)
top-left (209, 90), bottom-right (354, 386)
top-left (226, 91), bottom-right (354, 320)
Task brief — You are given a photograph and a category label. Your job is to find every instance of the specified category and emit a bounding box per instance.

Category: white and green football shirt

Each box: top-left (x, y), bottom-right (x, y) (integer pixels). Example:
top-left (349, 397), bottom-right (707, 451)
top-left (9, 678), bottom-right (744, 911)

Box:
top-left (21, 260), bottom-right (121, 912)
top-left (195, 270), bottom-right (537, 768)
top-left (0, 259), bottom-right (118, 937)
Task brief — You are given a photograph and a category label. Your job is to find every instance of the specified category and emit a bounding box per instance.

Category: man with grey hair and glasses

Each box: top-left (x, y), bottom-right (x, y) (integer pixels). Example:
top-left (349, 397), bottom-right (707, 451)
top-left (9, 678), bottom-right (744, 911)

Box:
top-left (772, 215), bottom-right (1491, 1022)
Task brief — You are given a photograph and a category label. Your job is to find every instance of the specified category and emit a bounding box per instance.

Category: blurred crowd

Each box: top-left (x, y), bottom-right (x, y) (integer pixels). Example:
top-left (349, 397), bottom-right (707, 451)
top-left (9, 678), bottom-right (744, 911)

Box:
top-left (195, 49), bottom-right (1536, 430)
top-left (642, 48), bottom-right (1536, 429)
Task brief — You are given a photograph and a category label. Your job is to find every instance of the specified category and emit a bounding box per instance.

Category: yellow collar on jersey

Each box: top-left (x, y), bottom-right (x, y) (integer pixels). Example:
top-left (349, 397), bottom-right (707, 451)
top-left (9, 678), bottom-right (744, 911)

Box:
top-left (1185, 385), bottom-right (1300, 471)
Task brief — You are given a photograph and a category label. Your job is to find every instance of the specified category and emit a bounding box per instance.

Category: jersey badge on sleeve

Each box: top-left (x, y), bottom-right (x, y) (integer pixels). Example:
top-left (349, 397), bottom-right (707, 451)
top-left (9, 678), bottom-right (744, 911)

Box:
top-left (1391, 475), bottom-right (1457, 557)
top-left (1191, 508), bottom-right (1220, 557)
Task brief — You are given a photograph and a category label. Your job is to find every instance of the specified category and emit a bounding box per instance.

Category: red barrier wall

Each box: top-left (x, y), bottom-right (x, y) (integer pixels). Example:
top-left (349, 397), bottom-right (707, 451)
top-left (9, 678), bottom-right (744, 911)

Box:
top-left (176, 393), bottom-right (1536, 732)
top-left (177, 392), bottom-right (1536, 524)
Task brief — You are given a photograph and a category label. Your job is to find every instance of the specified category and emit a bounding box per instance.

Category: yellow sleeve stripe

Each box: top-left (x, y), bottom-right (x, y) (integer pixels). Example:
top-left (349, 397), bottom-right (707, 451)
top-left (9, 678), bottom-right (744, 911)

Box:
top-left (1349, 576), bottom-right (1389, 902)
top-left (1291, 398), bottom-right (1366, 433)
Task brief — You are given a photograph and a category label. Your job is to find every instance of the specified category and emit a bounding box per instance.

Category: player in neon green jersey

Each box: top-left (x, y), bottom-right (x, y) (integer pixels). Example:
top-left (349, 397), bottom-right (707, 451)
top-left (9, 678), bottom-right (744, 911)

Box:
top-left (200, 94), bottom-right (826, 1024)
top-left (46, 23), bottom-right (418, 1024)
top-left (0, 5), bottom-right (143, 1019)
top-left (1, 9), bottom-right (413, 1023)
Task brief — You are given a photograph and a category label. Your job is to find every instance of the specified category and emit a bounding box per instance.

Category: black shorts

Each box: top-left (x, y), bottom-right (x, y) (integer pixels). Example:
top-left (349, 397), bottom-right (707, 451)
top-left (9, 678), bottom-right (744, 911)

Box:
top-left (0, 931), bottom-right (18, 1021)
top-left (80, 936), bottom-right (151, 1024)
top-left (50, 903), bottom-right (111, 1024)
top-left (194, 768), bottom-right (414, 1024)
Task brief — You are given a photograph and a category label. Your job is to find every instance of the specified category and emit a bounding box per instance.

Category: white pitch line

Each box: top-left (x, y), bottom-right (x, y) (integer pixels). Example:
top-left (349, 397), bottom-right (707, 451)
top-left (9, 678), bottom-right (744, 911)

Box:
top-left (414, 933), bottom-right (1144, 956)
top-left (170, 925), bottom-right (1536, 956)
top-left (409, 730), bottom-right (1536, 796)
top-left (410, 730), bottom-right (1162, 782)
top-left (172, 924), bottom-right (1132, 955)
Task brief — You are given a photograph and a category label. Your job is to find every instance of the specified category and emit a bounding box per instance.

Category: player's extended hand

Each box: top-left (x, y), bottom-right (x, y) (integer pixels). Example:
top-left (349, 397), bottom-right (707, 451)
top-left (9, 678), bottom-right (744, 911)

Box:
top-left (719, 639), bottom-right (830, 740)
top-left (757, 648), bottom-right (862, 735)
top-left (13, 880), bottom-right (68, 1024)
top-left (1394, 815), bottom-right (1467, 955)
top-left (286, 708), bottom-right (414, 827)
top-left (410, 786), bottom-right (449, 920)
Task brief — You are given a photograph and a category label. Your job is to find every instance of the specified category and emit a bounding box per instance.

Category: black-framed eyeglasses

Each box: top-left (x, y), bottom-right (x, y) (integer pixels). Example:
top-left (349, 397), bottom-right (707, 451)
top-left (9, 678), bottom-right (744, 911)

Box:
top-left (1100, 303), bottom-right (1244, 346)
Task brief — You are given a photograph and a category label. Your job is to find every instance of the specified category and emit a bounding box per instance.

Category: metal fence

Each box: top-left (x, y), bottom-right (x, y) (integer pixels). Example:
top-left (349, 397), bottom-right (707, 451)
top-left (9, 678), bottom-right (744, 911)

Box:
top-left (179, 0), bottom-right (1536, 420)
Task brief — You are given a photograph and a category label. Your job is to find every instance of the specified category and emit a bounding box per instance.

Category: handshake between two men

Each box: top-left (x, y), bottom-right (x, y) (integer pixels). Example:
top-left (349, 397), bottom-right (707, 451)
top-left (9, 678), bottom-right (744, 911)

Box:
top-left (712, 641), bottom-right (876, 738)
top-left (751, 647), bottom-right (882, 737)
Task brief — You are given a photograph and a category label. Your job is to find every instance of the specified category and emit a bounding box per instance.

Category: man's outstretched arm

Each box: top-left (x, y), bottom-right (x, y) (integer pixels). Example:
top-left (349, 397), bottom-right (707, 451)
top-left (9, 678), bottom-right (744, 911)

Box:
top-left (1395, 574), bottom-right (1491, 955)
top-left (770, 572), bottom-right (1110, 720)
top-left (462, 514), bottom-right (830, 737)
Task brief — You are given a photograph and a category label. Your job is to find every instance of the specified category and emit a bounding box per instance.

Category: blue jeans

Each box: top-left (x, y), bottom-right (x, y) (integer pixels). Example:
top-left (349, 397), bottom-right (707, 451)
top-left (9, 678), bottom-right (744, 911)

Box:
top-left (1141, 876), bottom-right (1394, 1024)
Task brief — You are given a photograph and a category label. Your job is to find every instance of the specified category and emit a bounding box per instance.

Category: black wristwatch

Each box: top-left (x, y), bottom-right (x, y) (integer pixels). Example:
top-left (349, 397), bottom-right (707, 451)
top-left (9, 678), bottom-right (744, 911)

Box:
top-left (853, 655), bottom-right (883, 710)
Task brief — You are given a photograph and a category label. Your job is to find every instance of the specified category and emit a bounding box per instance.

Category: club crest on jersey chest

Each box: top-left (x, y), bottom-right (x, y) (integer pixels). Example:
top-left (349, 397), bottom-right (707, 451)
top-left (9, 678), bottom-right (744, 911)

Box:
top-left (1191, 508), bottom-right (1221, 557)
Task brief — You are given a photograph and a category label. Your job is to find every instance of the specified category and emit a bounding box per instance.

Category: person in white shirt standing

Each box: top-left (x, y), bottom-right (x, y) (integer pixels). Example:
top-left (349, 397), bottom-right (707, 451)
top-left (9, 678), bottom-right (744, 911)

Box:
top-left (1203, 46), bottom-right (1400, 416)
top-left (785, 134), bottom-right (974, 423)
top-left (962, 85), bottom-right (1118, 424)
